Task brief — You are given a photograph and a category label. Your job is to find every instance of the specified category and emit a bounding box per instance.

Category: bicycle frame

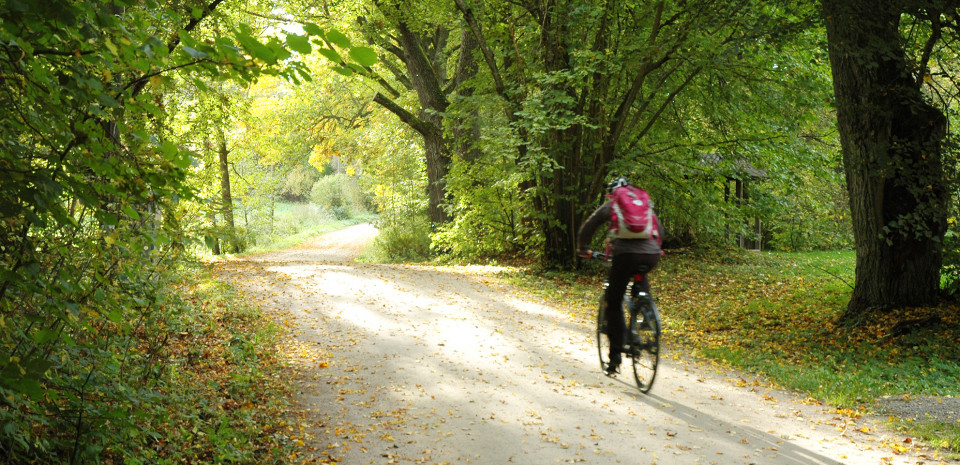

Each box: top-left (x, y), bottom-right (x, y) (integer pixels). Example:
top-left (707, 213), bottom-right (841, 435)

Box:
top-left (590, 252), bottom-right (661, 392)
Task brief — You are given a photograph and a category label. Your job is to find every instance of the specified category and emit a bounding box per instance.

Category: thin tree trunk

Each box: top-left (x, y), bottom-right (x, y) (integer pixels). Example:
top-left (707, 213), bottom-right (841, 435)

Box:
top-left (823, 0), bottom-right (948, 322)
top-left (217, 135), bottom-right (239, 253)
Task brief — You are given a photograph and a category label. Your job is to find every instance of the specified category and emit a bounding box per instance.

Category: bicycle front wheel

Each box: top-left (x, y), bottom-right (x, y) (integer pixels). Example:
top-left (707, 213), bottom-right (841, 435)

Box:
top-left (596, 295), bottom-right (612, 373)
top-left (630, 299), bottom-right (660, 392)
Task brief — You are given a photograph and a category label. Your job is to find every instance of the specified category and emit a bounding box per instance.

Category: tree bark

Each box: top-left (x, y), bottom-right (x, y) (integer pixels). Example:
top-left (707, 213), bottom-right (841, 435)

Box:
top-left (822, 0), bottom-right (948, 322)
top-left (534, 0), bottom-right (583, 270)
top-left (217, 132), bottom-right (240, 253)
top-left (369, 11), bottom-right (454, 225)
top-left (452, 27), bottom-right (482, 163)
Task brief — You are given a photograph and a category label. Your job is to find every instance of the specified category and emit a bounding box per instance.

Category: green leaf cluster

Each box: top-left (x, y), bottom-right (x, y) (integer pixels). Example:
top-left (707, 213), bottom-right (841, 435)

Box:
top-left (0, 0), bottom-right (311, 462)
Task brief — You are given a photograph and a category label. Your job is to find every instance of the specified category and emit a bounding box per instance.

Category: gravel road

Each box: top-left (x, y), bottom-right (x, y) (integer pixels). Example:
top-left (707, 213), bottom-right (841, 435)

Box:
top-left (217, 223), bottom-right (951, 465)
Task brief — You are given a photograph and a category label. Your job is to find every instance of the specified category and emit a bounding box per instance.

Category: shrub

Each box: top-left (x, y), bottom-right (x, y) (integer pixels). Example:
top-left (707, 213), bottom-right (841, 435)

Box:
top-left (310, 174), bottom-right (369, 219)
top-left (373, 214), bottom-right (432, 262)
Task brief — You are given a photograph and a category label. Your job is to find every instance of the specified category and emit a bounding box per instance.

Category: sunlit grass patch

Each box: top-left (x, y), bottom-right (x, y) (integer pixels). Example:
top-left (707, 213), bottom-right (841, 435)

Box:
top-left (657, 249), bottom-right (960, 453)
top-left (241, 214), bottom-right (376, 256)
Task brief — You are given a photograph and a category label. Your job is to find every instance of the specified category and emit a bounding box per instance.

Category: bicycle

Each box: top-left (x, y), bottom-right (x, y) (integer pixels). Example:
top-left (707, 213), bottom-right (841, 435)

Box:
top-left (589, 251), bottom-right (661, 393)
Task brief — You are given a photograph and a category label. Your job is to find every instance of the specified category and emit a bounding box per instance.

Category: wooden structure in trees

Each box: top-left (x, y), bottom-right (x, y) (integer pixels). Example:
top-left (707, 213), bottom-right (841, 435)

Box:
top-left (702, 154), bottom-right (768, 250)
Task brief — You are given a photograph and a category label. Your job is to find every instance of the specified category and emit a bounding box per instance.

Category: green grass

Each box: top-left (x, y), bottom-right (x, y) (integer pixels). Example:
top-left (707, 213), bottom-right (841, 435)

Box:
top-left (498, 248), bottom-right (960, 456)
top-left (241, 214), bottom-right (375, 256)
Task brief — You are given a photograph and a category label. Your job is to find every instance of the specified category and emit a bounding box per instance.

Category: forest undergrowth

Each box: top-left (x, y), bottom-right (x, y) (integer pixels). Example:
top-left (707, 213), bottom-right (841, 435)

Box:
top-left (107, 265), bottom-right (294, 464)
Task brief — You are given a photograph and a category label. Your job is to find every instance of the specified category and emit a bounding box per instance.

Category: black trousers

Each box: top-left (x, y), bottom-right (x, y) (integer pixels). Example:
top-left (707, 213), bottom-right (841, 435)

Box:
top-left (605, 253), bottom-right (660, 362)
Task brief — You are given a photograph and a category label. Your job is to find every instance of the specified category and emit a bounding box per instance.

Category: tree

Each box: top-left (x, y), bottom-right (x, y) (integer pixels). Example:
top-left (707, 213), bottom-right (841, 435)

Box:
top-left (456, 0), bottom-right (814, 268)
top-left (358, 1), bottom-right (481, 226)
top-left (0, 0), bottom-right (326, 459)
top-left (822, 0), bottom-right (956, 321)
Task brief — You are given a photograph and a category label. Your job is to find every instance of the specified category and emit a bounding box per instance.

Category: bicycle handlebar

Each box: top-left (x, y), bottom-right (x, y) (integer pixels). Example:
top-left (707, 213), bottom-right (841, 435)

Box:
top-left (581, 250), bottom-right (607, 260)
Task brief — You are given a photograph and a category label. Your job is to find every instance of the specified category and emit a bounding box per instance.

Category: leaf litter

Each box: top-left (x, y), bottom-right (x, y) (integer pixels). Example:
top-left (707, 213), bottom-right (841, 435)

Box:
top-left (216, 225), bottom-right (949, 464)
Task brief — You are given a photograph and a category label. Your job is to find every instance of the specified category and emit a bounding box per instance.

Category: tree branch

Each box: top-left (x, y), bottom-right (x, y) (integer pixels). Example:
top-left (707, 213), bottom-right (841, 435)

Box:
top-left (372, 92), bottom-right (432, 136)
top-left (917, 12), bottom-right (942, 89)
top-left (623, 65), bottom-right (703, 155)
top-left (130, 0), bottom-right (226, 98)
top-left (454, 0), bottom-right (507, 98)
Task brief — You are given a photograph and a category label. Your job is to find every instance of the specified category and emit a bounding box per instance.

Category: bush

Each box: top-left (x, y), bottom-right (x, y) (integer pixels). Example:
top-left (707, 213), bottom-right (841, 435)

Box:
top-left (274, 203), bottom-right (333, 236)
top-left (431, 155), bottom-right (527, 260)
top-left (942, 225), bottom-right (960, 297)
top-left (310, 173), bottom-right (369, 219)
top-left (373, 214), bottom-right (432, 262)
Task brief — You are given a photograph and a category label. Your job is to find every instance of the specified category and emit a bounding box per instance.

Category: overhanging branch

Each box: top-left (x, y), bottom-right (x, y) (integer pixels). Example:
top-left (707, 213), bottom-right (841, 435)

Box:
top-left (372, 92), bottom-right (432, 136)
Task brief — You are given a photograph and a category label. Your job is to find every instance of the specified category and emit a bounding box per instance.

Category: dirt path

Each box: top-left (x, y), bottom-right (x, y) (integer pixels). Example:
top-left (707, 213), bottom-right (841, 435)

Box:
top-left (216, 224), bottom-right (949, 465)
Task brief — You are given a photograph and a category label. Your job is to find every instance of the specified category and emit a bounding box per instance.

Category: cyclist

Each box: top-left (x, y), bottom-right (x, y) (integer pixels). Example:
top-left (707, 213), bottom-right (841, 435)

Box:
top-left (577, 176), bottom-right (662, 375)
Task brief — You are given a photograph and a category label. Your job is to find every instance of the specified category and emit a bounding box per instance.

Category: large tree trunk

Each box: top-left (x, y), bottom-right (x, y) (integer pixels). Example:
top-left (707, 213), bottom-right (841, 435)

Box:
top-left (534, 1), bottom-right (585, 270)
top-left (452, 27), bottom-right (482, 163)
top-left (370, 14), bottom-right (454, 225)
top-left (422, 127), bottom-right (450, 225)
top-left (822, 0), bottom-right (948, 322)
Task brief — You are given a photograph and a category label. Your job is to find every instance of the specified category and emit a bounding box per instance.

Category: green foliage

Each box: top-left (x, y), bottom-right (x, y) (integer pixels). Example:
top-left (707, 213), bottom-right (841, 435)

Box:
top-left (371, 214), bottom-right (433, 263)
top-left (367, 145), bottom-right (432, 263)
top-left (283, 164), bottom-right (322, 202)
top-left (432, 149), bottom-right (528, 260)
top-left (101, 268), bottom-right (292, 464)
top-left (941, 218), bottom-right (960, 297)
top-left (310, 173), bottom-right (369, 220)
top-left (0, 0), bottom-right (329, 461)
top-left (939, 139), bottom-right (960, 296)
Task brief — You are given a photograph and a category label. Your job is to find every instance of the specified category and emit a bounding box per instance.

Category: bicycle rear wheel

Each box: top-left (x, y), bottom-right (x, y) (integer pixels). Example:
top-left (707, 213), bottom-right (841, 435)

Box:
top-left (630, 298), bottom-right (660, 392)
top-left (596, 295), bottom-right (612, 373)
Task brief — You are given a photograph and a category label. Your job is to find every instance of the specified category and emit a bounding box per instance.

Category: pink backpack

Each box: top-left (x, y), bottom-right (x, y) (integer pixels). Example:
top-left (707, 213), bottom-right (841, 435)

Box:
top-left (607, 186), bottom-right (659, 242)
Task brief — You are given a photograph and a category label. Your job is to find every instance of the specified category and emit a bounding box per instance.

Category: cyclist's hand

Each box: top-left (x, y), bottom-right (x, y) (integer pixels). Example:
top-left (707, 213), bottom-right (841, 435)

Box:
top-left (577, 249), bottom-right (592, 258)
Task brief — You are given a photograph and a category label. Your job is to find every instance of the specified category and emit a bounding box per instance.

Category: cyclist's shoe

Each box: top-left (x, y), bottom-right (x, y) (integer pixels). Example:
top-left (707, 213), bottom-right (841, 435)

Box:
top-left (605, 354), bottom-right (622, 376)
top-left (604, 362), bottom-right (620, 376)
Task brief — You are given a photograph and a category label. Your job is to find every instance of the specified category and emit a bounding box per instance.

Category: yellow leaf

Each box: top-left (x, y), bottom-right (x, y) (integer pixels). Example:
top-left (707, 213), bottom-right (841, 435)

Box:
top-left (149, 75), bottom-right (163, 88)
top-left (104, 39), bottom-right (118, 56)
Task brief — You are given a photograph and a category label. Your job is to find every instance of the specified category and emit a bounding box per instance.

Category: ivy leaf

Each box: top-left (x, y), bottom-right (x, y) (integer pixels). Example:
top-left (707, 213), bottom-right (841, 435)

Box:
top-left (121, 205), bottom-right (140, 220)
top-left (98, 93), bottom-right (120, 108)
top-left (100, 212), bottom-right (119, 226)
top-left (303, 22), bottom-right (324, 37)
top-left (182, 46), bottom-right (208, 58)
top-left (32, 329), bottom-right (58, 344)
top-left (15, 379), bottom-right (44, 402)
